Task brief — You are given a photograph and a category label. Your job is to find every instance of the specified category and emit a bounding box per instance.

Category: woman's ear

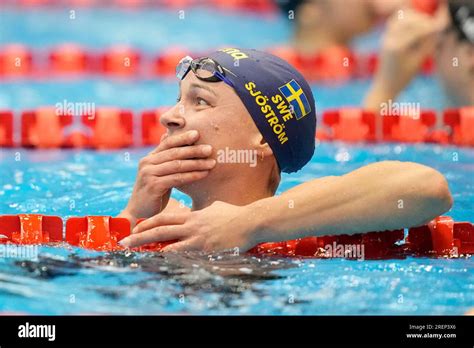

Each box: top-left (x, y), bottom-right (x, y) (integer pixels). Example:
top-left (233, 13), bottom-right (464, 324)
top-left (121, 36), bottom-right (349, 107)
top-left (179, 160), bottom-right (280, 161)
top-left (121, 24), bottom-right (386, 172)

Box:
top-left (257, 136), bottom-right (274, 159)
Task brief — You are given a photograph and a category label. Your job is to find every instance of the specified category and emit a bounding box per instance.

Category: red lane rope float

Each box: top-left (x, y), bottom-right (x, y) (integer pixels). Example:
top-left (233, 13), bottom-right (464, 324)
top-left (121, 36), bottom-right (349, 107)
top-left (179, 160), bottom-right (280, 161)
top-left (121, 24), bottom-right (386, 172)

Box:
top-left (49, 44), bottom-right (92, 74)
top-left (443, 107), bottom-right (474, 146)
top-left (411, 0), bottom-right (439, 15)
top-left (141, 107), bottom-right (169, 145)
top-left (269, 46), bottom-right (399, 81)
top-left (101, 46), bottom-right (141, 76)
top-left (0, 44), bottom-right (33, 77)
top-left (3, 0), bottom-right (277, 12)
top-left (1, 106), bottom-right (473, 148)
top-left (4, 0), bottom-right (274, 11)
top-left (382, 109), bottom-right (438, 143)
top-left (318, 108), bottom-right (377, 142)
top-left (0, 110), bottom-right (14, 147)
top-left (21, 107), bottom-right (73, 148)
top-left (210, 0), bottom-right (275, 13)
top-left (0, 44), bottom-right (435, 81)
top-left (65, 216), bottom-right (129, 251)
top-left (250, 229), bottom-right (407, 259)
top-left (20, 107), bottom-right (133, 148)
top-left (85, 108), bottom-right (134, 148)
top-left (317, 107), bottom-right (473, 146)
top-left (0, 215), bottom-right (63, 244)
top-left (407, 216), bottom-right (474, 256)
top-left (153, 47), bottom-right (193, 77)
top-left (0, 214), bottom-right (472, 259)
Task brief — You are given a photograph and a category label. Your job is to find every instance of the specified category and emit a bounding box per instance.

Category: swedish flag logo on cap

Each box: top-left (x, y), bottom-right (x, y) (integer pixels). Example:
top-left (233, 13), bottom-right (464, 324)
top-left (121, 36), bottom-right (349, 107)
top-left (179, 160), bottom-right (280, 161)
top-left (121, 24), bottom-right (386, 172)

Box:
top-left (278, 79), bottom-right (311, 120)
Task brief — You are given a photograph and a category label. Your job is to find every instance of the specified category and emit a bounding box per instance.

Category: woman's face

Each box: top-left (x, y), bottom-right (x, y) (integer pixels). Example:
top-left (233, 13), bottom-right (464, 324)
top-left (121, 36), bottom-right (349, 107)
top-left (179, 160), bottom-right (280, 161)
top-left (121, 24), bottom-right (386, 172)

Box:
top-left (159, 71), bottom-right (265, 194)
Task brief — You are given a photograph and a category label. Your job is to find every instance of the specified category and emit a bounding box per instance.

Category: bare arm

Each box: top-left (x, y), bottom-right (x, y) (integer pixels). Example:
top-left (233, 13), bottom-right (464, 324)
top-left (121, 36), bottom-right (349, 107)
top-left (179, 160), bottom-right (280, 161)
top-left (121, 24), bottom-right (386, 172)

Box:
top-left (247, 161), bottom-right (453, 244)
top-left (364, 8), bottom-right (445, 110)
top-left (120, 161), bottom-right (453, 251)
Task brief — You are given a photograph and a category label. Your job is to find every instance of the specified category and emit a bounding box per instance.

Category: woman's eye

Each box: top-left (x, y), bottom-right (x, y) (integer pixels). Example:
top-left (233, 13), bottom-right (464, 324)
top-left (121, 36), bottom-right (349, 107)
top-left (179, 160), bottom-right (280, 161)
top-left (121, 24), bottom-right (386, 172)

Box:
top-left (197, 97), bottom-right (209, 106)
top-left (176, 96), bottom-right (181, 103)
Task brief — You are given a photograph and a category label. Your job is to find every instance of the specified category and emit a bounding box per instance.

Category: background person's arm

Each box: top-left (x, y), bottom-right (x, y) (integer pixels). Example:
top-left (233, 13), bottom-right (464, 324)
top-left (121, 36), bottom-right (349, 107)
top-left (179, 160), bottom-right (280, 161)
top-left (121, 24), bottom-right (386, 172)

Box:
top-left (248, 160), bottom-right (453, 244)
top-left (364, 8), bottom-right (446, 110)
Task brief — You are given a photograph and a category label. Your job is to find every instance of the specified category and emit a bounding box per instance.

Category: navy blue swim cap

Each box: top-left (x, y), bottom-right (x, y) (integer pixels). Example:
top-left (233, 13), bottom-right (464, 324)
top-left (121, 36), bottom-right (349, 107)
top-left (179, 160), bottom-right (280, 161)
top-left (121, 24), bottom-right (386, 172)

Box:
top-left (207, 48), bottom-right (316, 173)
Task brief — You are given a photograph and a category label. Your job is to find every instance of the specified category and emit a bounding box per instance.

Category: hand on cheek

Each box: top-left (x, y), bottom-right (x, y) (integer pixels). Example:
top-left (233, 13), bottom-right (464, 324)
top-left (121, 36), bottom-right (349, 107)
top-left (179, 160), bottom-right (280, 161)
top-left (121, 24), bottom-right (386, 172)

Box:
top-left (121, 130), bottom-right (216, 223)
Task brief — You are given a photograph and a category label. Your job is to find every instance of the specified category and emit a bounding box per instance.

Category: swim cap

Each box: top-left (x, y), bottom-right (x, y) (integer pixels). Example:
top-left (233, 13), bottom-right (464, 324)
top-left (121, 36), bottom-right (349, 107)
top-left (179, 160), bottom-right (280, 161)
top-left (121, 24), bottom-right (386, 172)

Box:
top-left (207, 48), bottom-right (317, 173)
top-left (449, 0), bottom-right (474, 44)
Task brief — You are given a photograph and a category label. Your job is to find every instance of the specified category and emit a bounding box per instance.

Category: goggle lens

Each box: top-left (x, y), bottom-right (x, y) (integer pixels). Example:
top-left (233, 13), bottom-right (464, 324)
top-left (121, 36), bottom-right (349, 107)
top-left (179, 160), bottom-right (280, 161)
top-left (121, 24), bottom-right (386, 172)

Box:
top-left (176, 56), bottom-right (192, 80)
top-left (194, 58), bottom-right (217, 79)
top-left (176, 56), bottom-right (234, 88)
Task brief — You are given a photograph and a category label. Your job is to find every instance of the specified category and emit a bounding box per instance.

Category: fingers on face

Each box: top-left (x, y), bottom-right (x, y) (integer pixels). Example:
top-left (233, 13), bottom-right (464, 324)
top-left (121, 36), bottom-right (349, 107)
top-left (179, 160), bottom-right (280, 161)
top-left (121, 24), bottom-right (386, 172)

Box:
top-left (147, 144), bottom-right (213, 165)
top-left (144, 159), bottom-right (216, 177)
top-left (154, 130), bottom-right (200, 153)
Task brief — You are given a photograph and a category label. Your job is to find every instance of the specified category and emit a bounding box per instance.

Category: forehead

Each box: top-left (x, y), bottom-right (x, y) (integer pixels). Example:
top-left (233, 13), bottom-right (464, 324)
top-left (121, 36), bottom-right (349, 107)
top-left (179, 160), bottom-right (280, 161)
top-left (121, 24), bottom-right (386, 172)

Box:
top-left (179, 71), bottom-right (235, 98)
top-left (180, 72), bottom-right (214, 91)
top-left (178, 68), bottom-right (251, 119)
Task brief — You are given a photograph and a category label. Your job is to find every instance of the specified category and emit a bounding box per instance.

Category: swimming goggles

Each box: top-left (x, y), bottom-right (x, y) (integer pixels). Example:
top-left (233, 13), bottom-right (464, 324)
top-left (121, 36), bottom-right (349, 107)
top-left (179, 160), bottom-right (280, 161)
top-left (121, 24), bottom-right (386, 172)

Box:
top-left (176, 56), bottom-right (235, 88)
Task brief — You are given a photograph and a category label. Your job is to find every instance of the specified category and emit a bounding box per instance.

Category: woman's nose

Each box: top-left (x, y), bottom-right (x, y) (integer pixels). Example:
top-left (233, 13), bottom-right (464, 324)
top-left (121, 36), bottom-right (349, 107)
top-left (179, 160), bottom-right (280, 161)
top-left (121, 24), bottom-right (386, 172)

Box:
top-left (160, 104), bottom-right (185, 130)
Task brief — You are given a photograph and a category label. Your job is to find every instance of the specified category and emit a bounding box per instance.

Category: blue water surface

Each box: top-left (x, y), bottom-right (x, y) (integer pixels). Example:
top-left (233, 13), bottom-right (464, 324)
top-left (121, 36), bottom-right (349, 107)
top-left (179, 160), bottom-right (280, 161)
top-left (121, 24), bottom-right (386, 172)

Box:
top-left (0, 6), bottom-right (473, 315)
top-left (0, 143), bottom-right (472, 315)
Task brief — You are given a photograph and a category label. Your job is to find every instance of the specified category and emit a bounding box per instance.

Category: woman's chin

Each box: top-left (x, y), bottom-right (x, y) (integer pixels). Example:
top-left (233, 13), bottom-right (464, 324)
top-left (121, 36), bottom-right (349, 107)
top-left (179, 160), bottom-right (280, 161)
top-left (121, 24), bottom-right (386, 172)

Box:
top-left (175, 175), bottom-right (212, 196)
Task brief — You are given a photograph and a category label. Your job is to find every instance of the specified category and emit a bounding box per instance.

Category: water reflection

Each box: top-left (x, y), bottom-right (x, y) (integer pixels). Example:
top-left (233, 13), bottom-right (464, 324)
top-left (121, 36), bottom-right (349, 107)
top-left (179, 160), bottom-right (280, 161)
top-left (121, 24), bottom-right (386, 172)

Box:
top-left (5, 248), bottom-right (295, 313)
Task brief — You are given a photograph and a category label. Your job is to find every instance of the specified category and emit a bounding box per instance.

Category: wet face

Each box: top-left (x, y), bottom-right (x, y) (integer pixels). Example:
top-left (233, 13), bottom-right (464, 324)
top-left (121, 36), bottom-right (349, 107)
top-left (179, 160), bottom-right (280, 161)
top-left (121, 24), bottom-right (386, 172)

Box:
top-left (436, 29), bottom-right (474, 105)
top-left (159, 72), bottom-right (267, 195)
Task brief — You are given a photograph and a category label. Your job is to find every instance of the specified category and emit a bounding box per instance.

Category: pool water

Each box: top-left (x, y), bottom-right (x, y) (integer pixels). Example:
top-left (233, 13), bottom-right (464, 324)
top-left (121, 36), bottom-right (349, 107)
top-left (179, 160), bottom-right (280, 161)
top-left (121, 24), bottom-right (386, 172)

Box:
top-left (0, 143), bottom-right (473, 315)
top-left (0, 6), bottom-right (473, 315)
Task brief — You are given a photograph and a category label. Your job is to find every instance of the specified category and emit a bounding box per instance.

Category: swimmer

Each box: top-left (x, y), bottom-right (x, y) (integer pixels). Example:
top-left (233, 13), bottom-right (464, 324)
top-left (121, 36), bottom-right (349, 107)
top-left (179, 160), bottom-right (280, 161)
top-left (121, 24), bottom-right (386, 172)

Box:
top-left (276, 0), bottom-right (407, 55)
top-left (118, 48), bottom-right (452, 252)
top-left (365, 0), bottom-right (474, 109)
